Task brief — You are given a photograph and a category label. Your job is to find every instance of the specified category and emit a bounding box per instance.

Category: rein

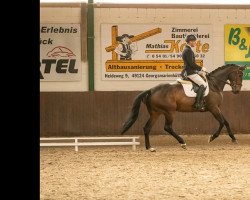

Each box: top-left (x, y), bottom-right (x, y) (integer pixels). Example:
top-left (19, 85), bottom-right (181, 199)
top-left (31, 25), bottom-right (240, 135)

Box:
top-left (208, 74), bottom-right (231, 86)
top-left (207, 69), bottom-right (243, 89)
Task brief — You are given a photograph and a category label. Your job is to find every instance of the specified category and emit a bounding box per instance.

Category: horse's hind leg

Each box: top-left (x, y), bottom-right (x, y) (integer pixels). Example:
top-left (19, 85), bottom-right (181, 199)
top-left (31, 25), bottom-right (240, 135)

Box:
top-left (164, 112), bottom-right (187, 149)
top-left (143, 112), bottom-right (159, 152)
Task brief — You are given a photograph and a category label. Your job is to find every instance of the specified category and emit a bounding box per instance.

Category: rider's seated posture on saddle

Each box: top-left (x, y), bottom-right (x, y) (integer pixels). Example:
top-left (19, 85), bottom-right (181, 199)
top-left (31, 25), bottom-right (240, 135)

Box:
top-left (181, 34), bottom-right (208, 111)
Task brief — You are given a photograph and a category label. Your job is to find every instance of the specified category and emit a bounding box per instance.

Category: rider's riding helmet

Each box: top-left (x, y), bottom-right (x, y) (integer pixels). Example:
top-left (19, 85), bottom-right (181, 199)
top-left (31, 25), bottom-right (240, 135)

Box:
top-left (185, 35), bottom-right (197, 43)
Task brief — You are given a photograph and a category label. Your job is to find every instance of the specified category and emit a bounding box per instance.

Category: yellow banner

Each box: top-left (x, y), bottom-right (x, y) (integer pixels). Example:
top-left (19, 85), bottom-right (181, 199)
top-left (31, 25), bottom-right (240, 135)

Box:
top-left (105, 60), bottom-right (203, 72)
top-left (225, 24), bottom-right (250, 62)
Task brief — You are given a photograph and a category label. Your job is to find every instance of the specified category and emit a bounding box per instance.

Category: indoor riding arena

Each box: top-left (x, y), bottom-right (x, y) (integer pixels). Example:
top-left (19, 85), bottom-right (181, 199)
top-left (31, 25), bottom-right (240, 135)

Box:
top-left (40, 1), bottom-right (250, 199)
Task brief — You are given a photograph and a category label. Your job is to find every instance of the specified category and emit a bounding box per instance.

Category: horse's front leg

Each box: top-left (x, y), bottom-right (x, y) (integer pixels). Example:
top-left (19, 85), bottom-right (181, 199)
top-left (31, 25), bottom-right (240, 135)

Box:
top-left (222, 116), bottom-right (237, 143)
top-left (208, 106), bottom-right (225, 143)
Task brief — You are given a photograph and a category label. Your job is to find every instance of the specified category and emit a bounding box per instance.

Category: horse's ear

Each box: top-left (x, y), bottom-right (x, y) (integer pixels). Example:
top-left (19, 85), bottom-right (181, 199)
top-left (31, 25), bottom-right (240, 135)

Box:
top-left (239, 65), bottom-right (247, 71)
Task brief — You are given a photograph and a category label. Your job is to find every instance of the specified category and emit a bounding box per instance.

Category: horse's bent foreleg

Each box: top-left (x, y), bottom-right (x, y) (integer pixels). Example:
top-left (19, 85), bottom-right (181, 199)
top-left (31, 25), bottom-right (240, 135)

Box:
top-left (143, 112), bottom-right (159, 151)
top-left (208, 107), bottom-right (225, 143)
top-left (164, 113), bottom-right (186, 149)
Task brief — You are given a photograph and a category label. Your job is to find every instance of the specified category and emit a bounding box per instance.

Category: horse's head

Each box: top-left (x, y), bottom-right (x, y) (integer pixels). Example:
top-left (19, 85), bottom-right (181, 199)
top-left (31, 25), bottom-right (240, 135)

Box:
top-left (228, 64), bottom-right (247, 94)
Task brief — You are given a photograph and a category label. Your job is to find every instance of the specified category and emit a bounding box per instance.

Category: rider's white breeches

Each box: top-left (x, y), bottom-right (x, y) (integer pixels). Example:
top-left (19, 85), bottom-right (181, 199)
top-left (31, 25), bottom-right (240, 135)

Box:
top-left (187, 74), bottom-right (206, 86)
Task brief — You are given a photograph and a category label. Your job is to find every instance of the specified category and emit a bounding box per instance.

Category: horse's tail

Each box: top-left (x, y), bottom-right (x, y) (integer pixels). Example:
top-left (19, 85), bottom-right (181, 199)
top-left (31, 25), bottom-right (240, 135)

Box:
top-left (121, 90), bottom-right (151, 134)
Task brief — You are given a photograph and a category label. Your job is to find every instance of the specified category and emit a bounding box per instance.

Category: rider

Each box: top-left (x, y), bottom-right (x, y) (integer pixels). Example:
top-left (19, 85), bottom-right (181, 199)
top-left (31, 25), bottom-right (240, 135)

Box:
top-left (181, 34), bottom-right (207, 111)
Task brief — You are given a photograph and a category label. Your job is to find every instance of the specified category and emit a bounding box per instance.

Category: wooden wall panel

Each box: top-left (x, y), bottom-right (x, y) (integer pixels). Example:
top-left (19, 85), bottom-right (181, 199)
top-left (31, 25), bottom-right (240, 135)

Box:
top-left (40, 91), bottom-right (250, 136)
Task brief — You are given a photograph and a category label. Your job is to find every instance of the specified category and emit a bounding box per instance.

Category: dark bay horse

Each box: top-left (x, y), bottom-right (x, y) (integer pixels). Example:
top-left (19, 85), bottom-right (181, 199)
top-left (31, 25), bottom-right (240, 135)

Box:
top-left (121, 64), bottom-right (247, 151)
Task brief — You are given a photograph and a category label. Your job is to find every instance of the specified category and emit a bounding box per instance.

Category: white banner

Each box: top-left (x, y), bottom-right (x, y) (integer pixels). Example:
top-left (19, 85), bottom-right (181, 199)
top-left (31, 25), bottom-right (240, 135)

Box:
top-left (101, 24), bottom-right (212, 80)
top-left (40, 24), bottom-right (81, 81)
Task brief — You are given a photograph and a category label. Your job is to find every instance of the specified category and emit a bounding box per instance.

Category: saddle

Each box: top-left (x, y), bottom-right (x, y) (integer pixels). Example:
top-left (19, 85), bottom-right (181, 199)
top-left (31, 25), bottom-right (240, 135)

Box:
top-left (176, 72), bottom-right (209, 98)
top-left (178, 76), bottom-right (201, 93)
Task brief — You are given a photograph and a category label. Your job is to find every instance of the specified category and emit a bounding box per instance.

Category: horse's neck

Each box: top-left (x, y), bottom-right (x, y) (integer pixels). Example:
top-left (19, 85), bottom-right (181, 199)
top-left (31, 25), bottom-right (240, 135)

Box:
top-left (208, 68), bottom-right (231, 92)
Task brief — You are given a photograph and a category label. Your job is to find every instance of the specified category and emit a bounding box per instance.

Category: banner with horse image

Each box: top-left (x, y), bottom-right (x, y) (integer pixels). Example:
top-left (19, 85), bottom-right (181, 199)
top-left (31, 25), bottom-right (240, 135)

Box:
top-left (225, 24), bottom-right (250, 80)
top-left (101, 24), bottom-right (212, 80)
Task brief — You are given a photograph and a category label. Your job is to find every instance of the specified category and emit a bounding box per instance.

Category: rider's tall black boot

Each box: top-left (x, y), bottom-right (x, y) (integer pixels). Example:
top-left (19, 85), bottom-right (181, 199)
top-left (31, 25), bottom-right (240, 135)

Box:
top-left (193, 85), bottom-right (206, 111)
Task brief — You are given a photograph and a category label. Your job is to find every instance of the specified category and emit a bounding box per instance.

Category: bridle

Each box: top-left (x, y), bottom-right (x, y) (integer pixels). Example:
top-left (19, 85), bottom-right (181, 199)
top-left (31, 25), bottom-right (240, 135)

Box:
top-left (228, 69), bottom-right (244, 88)
top-left (207, 68), bottom-right (244, 89)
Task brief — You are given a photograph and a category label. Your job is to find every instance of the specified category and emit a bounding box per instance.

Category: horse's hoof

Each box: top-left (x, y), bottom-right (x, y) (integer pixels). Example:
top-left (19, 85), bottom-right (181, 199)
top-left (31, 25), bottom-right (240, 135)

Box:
top-left (149, 147), bottom-right (156, 152)
top-left (208, 135), bottom-right (214, 143)
top-left (232, 139), bottom-right (238, 144)
top-left (180, 143), bottom-right (187, 149)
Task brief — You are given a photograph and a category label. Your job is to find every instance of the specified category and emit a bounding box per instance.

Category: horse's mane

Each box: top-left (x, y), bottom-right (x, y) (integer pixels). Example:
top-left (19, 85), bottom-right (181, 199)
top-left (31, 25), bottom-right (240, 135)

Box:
top-left (209, 64), bottom-right (238, 75)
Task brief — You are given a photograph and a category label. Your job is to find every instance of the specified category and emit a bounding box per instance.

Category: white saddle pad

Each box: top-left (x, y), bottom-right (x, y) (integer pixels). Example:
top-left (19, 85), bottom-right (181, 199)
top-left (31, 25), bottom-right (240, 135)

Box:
top-left (176, 78), bottom-right (209, 97)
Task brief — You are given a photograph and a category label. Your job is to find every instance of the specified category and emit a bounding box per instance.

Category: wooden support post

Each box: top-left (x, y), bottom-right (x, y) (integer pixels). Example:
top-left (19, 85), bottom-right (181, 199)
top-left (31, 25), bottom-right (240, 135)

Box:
top-left (75, 139), bottom-right (78, 152)
top-left (132, 138), bottom-right (136, 150)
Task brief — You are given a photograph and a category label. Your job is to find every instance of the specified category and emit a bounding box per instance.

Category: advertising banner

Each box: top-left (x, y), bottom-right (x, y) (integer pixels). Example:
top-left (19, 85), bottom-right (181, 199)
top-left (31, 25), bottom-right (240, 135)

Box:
top-left (225, 24), bottom-right (250, 80)
top-left (40, 24), bottom-right (82, 81)
top-left (101, 24), bottom-right (212, 80)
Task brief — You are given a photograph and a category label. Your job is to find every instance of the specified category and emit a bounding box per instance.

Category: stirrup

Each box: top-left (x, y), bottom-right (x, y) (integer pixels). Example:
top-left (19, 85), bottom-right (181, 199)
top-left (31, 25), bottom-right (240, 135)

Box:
top-left (199, 106), bottom-right (206, 112)
top-left (193, 103), bottom-right (205, 111)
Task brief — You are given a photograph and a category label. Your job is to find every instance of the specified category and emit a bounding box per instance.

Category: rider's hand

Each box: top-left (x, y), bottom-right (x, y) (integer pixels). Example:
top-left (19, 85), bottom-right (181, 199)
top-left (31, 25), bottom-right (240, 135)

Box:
top-left (201, 67), bottom-right (207, 72)
top-left (198, 71), bottom-right (206, 77)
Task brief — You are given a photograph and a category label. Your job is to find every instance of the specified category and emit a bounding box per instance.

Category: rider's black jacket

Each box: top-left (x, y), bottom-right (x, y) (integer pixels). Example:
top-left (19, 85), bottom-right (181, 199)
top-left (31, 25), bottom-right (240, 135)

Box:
top-left (182, 45), bottom-right (201, 76)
